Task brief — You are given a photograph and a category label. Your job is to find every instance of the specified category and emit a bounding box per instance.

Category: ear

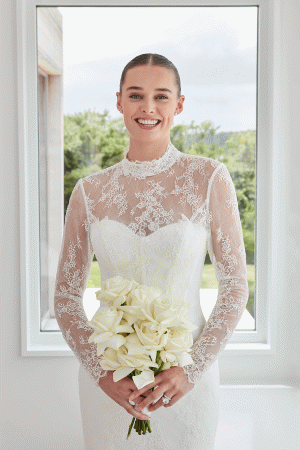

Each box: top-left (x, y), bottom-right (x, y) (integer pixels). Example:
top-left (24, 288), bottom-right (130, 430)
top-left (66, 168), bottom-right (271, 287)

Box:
top-left (116, 92), bottom-right (122, 112)
top-left (176, 95), bottom-right (185, 115)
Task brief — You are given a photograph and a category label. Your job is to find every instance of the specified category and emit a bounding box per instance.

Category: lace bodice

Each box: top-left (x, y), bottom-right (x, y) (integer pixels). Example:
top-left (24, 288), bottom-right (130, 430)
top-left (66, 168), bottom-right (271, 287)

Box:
top-left (54, 141), bottom-right (249, 386)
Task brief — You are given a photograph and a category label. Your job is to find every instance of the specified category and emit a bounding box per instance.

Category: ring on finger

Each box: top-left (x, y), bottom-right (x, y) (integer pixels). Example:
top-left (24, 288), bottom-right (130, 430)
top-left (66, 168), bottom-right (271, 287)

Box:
top-left (162, 394), bottom-right (172, 405)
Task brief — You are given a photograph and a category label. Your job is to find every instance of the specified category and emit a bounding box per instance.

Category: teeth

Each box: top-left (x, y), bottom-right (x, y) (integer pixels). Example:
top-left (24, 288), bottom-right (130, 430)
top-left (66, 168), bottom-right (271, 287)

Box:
top-left (137, 119), bottom-right (159, 126)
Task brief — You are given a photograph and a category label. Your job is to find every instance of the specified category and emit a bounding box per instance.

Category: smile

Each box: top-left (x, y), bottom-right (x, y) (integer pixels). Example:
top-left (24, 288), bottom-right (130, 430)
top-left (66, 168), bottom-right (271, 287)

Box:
top-left (135, 118), bottom-right (161, 128)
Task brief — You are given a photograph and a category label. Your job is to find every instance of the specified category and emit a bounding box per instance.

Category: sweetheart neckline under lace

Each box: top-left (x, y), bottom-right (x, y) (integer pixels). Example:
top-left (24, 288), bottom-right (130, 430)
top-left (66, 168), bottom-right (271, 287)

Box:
top-left (89, 201), bottom-right (209, 239)
top-left (93, 215), bottom-right (207, 239)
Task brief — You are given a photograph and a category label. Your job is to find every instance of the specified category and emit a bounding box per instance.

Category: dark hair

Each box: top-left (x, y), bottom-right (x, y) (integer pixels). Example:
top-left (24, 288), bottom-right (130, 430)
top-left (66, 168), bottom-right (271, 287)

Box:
top-left (119, 53), bottom-right (181, 98)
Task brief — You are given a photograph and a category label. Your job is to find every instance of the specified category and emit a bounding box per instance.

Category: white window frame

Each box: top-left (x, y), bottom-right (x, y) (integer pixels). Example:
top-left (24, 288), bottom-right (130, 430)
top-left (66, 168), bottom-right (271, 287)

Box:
top-left (18, 0), bottom-right (286, 383)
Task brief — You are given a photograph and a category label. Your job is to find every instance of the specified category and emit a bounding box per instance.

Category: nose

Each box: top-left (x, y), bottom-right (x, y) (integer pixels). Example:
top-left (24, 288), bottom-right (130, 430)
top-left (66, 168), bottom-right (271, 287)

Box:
top-left (141, 97), bottom-right (155, 114)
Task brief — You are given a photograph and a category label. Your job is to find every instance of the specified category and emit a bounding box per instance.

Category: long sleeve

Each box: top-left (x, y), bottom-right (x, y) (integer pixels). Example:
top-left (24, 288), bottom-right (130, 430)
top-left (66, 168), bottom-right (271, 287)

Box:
top-left (54, 179), bottom-right (108, 384)
top-left (182, 162), bottom-right (249, 384)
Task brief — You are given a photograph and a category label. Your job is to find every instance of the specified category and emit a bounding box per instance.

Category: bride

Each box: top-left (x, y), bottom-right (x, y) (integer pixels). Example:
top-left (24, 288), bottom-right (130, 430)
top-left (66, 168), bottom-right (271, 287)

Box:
top-left (54, 53), bottom-right (249, 449)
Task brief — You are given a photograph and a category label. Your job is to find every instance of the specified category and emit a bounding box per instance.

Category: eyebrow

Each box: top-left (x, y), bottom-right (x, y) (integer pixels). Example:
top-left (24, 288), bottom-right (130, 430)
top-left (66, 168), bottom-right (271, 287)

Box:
top-left (126, 86), bottom-right (172, 93)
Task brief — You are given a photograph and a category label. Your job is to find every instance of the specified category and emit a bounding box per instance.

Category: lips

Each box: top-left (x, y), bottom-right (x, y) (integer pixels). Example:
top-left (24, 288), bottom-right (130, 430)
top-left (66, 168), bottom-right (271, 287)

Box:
top-left (135, 118), bottom-right (161, 128)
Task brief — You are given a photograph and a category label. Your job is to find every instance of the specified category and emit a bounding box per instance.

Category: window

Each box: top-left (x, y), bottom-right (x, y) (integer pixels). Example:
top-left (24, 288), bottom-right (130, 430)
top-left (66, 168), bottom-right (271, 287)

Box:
top-left (37, 4), bottom-right (257, 335)
top-left (19, 1), bottom-right (280, 384)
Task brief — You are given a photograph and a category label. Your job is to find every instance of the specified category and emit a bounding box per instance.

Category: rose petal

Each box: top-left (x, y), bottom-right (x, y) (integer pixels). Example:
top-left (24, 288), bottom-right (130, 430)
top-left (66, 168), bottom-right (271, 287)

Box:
top-left (177, 352), bottom-right (195, 367)
top-left (113, 366), bottom-right (135, 382)
top-left (89, 331), bottom-right (112, 344)
top-left (132, 370), bottom-right (155, 390)
top-left (105, 334), bottom-right (126, 350)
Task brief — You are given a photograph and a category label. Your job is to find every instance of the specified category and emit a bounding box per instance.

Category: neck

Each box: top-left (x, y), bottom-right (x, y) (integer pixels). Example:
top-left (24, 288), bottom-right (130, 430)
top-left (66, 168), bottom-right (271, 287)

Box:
top-left (126, 137), bottom-right (170, 162)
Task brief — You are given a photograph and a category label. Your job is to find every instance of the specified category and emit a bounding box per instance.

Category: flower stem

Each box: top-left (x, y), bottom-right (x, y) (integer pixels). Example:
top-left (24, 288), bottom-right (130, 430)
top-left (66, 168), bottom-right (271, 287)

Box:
top-left (126, 371), bottom-right (152, 438)
top-left (156, 350), bottom-right (160, 364)
top-left (157, 360), bottom-right (165, 374)
top-left (146, 420), bottom-right (152, 433)
top-left (127, 417), bottom-right (135, 439)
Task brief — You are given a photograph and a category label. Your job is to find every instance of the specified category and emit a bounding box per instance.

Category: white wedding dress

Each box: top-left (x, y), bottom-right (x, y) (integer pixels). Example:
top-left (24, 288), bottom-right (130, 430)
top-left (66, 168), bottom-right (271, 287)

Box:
top-left (54, 142), bottom-right (249, 449)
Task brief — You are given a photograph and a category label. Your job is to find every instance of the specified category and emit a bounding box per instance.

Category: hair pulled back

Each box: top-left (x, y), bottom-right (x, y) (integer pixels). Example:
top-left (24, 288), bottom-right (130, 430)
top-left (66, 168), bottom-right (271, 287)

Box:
top-left (119, 53), bottom-right (181, 98)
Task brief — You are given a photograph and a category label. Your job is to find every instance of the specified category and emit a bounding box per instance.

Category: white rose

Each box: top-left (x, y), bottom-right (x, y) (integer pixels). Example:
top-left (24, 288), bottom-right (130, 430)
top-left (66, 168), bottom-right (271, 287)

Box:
top-left (128, 285), bottom-right (162, 306)
top-left (100, 347), bottom-right (156, 400)
top-left (164, 328), bottom-right (193, 352)
top-left (124, 331), bottom-right (152, 356)
top-left (99, 347), bottom-right (123, 370)
top-left (160, 329), bottom-right (195, 367)
top-left (138, 294), bottom-right (188, 328)
top-left (87, 306), bottom-right (133, 355)
top-left (100, 345), bottom-right (158, 383)
top-left (117, 344), bottom-right (158, 372)
top-left (118, 285), bottom-right (162, 325)
top-left (133, 322), bottom-right (169, 351)
top-left (95, 276), bottom-right (139, 308)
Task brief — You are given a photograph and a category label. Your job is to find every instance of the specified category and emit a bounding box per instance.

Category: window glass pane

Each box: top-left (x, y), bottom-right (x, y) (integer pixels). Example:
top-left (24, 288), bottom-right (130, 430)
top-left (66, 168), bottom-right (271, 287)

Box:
top-left (37, 6), bottom-right (257, 332)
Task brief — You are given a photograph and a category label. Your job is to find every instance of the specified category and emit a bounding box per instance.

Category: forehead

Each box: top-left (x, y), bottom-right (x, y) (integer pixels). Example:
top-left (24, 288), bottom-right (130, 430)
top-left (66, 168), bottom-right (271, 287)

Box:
top-left (123, 65), bottom-right (176, 88)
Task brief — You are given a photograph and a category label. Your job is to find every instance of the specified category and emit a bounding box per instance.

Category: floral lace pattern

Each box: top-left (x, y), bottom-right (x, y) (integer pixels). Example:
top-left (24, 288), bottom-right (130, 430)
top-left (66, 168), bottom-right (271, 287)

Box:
top-left (55, 299), bottom-right (108, 383)
top-left (54, 181), bottom-right (108, 385)
top-left (54, 143), bottom-right (249, 389)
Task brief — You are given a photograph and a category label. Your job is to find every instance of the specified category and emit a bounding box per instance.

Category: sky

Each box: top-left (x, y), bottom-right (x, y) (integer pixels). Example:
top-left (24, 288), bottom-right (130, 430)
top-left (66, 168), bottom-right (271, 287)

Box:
top-left (57, 6), bottom-right (257, 133)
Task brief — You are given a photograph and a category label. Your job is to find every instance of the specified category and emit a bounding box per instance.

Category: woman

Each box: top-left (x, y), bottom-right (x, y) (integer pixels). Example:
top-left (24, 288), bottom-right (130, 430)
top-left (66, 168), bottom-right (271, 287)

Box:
top-left (54, 53), bottom-right (249, 449)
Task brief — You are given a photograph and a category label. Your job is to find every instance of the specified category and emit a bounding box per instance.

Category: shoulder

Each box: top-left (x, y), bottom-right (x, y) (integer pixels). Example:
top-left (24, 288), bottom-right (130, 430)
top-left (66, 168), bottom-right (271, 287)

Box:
top-left (80, 161), bottom-right (122, 190)
top-left (178, 151), bottom-right (225, 179)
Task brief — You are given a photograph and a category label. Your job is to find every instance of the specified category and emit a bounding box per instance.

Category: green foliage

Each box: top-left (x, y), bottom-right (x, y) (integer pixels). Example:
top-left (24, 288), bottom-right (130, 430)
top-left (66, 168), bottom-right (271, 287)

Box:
top-left (63, 110), bottom-right (129, 215)
top-left (170, 120), bottom-right (224, 160)
top-left (64, 165), bottom-right (101, 213)
top-left (223, 130), bottom-right (256, 172)
top-left (224, 131), bottom-right (256, 263)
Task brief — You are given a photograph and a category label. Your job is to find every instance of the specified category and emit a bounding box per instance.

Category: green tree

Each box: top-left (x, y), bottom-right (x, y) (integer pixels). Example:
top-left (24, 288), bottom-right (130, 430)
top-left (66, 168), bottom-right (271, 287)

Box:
top-left (170, 124), bottom-right (189, 153)
top-left (63, 110), bottom-right (129, 213)
top-left (224, 131), bottom-right (256, 264)
top-left (222, 129), bottom-right (256, 172)
top-left (170, 120), bottom-right (226, 159)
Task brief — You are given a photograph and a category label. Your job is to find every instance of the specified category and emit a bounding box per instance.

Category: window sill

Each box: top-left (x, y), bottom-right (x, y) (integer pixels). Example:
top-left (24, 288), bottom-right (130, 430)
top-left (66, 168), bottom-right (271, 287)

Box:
top-left (222, 342), bottom-right (273, 356)
top-left (38, 288), bottom-right (271, 358)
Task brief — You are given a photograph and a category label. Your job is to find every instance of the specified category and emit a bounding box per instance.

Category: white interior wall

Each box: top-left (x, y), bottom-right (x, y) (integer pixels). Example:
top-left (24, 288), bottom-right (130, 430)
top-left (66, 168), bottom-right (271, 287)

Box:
top-left (1, 1), bottom-right (299, 449)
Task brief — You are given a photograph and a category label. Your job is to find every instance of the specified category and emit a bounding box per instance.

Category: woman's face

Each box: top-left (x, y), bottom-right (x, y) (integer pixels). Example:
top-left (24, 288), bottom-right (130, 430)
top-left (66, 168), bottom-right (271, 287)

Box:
top-left (116, 65), bottom-right (185, 145)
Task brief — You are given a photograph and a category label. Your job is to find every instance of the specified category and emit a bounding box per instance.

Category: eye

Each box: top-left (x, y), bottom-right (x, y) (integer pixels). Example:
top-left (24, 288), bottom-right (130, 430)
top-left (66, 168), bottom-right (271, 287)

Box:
top-left (156, 95), bottom-right (168, 99)
top-left (129, 94), bottom-right (141, 99)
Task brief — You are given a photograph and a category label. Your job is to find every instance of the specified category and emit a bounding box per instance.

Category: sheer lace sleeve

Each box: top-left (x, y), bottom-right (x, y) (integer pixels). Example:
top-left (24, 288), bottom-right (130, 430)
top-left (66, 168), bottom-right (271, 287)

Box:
top-left (182, 162), bottom-right (249, 385)
top-left (54, 179), bottom-right (108, 385)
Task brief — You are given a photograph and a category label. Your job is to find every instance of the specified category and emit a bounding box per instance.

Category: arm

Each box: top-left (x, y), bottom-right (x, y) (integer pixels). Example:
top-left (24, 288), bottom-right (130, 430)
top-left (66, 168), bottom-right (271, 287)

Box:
top-left (54, 179), bottom-right (107, 385)
top-left (182, 163), bottom-right (249, 384)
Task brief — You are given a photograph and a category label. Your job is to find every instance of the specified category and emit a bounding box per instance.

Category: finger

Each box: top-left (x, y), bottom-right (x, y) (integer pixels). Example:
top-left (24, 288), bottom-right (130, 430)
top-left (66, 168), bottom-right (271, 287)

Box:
top-left (135, 385), bottom-right (168, 411)
top-left (148, 398), bottom-right (164, 412)
top-left (133, 392), bottom-right (152, 407)
top-left (129, 380), bottom-right (160, 401)
top-left (149, 391), bottom-right (180, 412)
top-left (163, 392), bottom-right (180, 408)
top-left (126, 403), bottom-right (150, 421)
top-left (127, 386), bottom-right (151, 399)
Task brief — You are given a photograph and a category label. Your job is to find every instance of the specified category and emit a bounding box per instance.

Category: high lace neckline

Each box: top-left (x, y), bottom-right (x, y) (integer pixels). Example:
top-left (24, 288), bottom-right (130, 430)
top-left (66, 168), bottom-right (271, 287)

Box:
top-left (121, 141), bottom-right (181, 179)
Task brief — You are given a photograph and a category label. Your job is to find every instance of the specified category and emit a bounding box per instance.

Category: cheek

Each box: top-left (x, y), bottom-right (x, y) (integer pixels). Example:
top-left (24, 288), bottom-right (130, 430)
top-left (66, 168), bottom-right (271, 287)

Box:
top-left (123, 107), bottom-right (134, 122)
top-left (160, 109), bottom-right (174, 123)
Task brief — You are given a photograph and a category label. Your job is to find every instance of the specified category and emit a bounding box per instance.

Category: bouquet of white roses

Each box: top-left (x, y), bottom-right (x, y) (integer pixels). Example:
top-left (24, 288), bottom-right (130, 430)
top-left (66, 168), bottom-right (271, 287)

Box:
top-left (87, 276), bottom-right (198, 438)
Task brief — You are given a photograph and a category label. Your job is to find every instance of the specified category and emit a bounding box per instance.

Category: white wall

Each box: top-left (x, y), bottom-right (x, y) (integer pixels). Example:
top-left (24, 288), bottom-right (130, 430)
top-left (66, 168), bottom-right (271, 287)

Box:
top-left (1, 1), bottom-right (299, 449)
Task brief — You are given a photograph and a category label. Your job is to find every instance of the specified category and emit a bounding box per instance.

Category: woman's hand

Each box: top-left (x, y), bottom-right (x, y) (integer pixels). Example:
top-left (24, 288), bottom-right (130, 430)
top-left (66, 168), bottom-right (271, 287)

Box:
top-left (128, 366), bottom-right (194, 413)
top-left (98, 370), bottom-right (153, 421)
